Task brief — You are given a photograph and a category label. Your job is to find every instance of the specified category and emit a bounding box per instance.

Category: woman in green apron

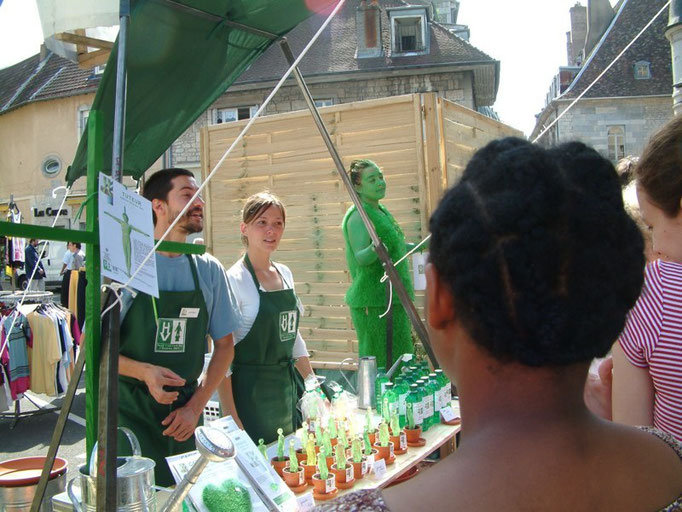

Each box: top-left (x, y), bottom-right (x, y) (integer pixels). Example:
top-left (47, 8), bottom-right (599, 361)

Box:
top-left (218, 192), bottom-right (316, 444)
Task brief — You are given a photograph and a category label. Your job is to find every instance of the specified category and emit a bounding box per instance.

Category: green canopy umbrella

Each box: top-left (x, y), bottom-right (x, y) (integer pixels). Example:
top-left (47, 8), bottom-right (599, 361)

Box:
top-left (66, 0), bottom-right (337, 184)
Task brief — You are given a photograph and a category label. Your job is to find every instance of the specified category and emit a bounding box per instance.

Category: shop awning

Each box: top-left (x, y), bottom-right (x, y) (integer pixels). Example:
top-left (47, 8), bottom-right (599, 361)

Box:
top-left (65, 0), bottom-right (336, 185)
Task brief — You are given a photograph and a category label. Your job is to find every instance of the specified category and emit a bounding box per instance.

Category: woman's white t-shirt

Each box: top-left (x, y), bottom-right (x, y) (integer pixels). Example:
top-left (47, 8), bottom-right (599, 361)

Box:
top-left (226, 258), bottom-right (309, 359)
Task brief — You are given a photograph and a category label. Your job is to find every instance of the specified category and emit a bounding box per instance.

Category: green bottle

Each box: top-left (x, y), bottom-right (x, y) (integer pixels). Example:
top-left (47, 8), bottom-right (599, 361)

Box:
top-left (381, 382), bottom-right (398, 422)
top-left (394, 376), bottom-right (410, 428)
top-left (426, 375), bottom-right (440, 427)
top-left (435, 368), bottom-right (451, 411)
top-left (374, 367), bottom-right (389, 415)
top-left (416, 379), bottom-right (430, 431)
top-left (406, 383), bottom-right (423, 429)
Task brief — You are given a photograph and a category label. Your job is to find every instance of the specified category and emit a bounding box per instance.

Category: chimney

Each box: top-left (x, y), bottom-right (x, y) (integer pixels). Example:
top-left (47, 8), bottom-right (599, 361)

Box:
top-left (40, 43), bottom-right (50, 61)
top-left (566, 3), bottom-right (587, 66)
top-left (584, 0), bottom-right (614, 58)
top-left (356, 0), bottom-right (383, 59)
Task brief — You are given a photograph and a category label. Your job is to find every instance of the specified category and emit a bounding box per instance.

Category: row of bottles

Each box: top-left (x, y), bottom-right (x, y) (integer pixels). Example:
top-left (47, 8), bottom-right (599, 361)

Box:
top-left (375, 361), bottom-right (451, 431)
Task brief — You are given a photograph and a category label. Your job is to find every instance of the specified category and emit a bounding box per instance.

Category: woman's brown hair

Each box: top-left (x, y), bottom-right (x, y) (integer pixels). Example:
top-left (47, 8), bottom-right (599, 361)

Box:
top-left (636, 116), bottom-right (682, 217)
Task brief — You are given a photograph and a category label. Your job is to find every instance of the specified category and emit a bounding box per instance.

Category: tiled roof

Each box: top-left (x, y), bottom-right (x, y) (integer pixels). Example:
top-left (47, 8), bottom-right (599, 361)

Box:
top-left (234, 0), bottom-right (498, 104)
top-left (562, 0), bottom-right (670, 99)
top-left (0, 52), bottom-right (99, 114)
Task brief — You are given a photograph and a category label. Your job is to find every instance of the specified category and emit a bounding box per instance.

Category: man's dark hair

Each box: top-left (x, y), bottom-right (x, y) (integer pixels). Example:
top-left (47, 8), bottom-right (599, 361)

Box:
top-left (142, 168), bottom-right (194, 224)
top-left (73, 242), bottom-right (81, 250)
top-left (429, 138), bottom-right (645, 367)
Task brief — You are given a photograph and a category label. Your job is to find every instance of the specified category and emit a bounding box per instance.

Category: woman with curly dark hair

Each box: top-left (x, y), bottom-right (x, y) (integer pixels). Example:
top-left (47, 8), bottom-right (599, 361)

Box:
top-left (317, 139), bottom-right (682, 511)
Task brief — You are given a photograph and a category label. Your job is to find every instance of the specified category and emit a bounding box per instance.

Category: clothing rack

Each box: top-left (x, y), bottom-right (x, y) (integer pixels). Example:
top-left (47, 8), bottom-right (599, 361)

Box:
top-left (0, 292), bottom-right (63, 428)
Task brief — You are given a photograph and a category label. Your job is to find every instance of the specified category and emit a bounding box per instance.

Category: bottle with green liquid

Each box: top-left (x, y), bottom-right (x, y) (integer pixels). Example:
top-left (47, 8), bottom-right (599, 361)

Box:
top-left (394, 376), bottom-right (409, 428)
top-left (405, 383), bottom-right (423, 429)
top-left (374, 367), bottom-right (389, 415)
top-left (415, 378), bottom-right (431, 431)
top-left (381, 382), bottom-right (398, 423)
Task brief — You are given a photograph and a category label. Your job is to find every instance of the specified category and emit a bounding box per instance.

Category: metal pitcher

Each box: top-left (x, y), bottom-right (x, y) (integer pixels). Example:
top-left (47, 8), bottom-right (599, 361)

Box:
top-left (357, 356), bottom-right (377, 409)
top-left (67, 428), bottom-right (156, 512)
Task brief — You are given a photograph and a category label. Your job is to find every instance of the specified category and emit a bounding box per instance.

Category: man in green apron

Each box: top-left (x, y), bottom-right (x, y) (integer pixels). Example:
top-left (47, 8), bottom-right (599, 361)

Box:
top-left (118, 169), bottom-right (239, 486)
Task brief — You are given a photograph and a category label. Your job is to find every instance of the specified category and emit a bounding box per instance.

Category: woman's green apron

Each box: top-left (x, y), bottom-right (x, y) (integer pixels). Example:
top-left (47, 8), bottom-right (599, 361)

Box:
top-left (231, 255), bottom-right (300, 444)
top-left (118, 254), bottom-right (209, 487)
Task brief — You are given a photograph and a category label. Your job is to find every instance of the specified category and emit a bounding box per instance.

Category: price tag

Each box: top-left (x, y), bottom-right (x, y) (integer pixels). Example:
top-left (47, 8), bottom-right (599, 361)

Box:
top-left (297, 470), bottom-right (305, 485)
top-left (399, 432), bottom-right (407, 450)
top-left (365, 453), bottom-right (375, 468)
top-left (361, 459), bottom-right (368, 475)
top-left (372, 458), bottom-right (387, 479)
top-left (325, 476), bottom-right (336, 493)
top-left (296, 492), bottom-right (315, 512)
top-left (440, 405), bottom-right (458, 423)
top-left (346, 466), bottom-right (354, 481)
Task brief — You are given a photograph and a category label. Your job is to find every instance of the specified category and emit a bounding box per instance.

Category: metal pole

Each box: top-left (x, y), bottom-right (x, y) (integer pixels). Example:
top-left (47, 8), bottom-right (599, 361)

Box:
top-left (278, 39), bottom-right (439, 368)
top-left (666, 0), bottom-right (682, 115)
top-left (111, 0), bottom-right (130, 180)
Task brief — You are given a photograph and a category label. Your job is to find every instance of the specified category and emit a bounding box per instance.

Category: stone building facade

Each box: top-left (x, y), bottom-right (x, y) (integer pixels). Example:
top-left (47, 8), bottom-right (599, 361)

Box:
top-left (531, 0), bottom-right (672, 160)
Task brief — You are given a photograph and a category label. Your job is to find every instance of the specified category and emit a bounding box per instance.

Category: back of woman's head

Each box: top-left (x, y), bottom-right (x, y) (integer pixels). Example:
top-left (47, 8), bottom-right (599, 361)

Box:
top-left (429, 138), bottom-right (645, 366)
top-left (637, 116), bottom-right (682, 217)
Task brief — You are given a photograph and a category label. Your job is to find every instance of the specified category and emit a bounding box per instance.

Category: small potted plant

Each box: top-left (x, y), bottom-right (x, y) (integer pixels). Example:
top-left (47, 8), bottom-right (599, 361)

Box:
top-left (314, 421), bottom-right (324, 452)
top-left (389, 412), bottom-right (407, 455)
top-left (373, 421), bottom-right (395, 464)
top-left (295, 422), bottom-right (308, 464)
top-left (330, 442), bottom-right (355, 489)
top-left (281, 439), bottom-right (307, 492)
top-left (348, 436), bottom-right (366, 480)
top-left (300, 433), bottom-right (317, 485)
top-left (270, 428), bottom-right (289, 477)
top-left (365, 407), bottom-right (377, 445)
top-left (257, 438), bottom-right (268, 460)
top-left (405, 403), bottom-right (425, 447)
top-left (363, 427), bottom-right (379, 464)
top-left (321, 431), bottom-right (334, 469)
top-left (327, 415), bottom-right (338, 447)
top-left (312, 446), bottom-right (337, 500)
top-left (337, 422), bottom-right (348, 452)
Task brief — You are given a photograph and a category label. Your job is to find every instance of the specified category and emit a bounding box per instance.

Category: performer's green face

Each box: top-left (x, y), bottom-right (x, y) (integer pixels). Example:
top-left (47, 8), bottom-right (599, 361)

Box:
top-left (355, 165), bottom-right (386, 202)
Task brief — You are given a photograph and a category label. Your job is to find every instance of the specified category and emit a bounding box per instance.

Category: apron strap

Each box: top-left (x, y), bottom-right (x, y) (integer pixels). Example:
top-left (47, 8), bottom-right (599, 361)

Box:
top-left (243, 254), bottom-right (262, 292)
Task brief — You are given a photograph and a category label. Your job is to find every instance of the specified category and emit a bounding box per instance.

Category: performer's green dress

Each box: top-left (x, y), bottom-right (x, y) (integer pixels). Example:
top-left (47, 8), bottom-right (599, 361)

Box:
top-left (342, 202), bottom-right (414, 368)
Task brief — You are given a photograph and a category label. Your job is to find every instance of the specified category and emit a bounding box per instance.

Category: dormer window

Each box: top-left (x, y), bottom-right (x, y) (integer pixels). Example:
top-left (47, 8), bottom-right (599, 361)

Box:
top-left (634, 61), bottom-right (651, 80)
top-left (388, 7), bottom-right (429, 56)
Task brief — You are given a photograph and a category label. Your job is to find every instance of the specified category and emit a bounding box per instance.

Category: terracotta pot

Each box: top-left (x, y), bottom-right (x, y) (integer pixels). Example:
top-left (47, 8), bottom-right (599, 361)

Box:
top-left (373, 442), bottom-right (394, 461)
top-left (270, 456), bottom-right (289, 477)
top-left (367, 431), bottom-right (376, 445)
top-left (282, 467), bottom-right (305, 488)
top-left (404, 426), bottom-right (422, 443)
top-left (330, 463), bottom-right (355, 489)
top-left (312, 473), bottom-right (336, 495)
top-left (390, 432), bottom-right (408, 455)
top-left (348, 458), bottom-right (366, 480)
top-left (330, 437), bottom-right (338, 447)
top-left (300, 461), bottom-right (316, 484)
top-left (295, 449), bottom-right (307, 464)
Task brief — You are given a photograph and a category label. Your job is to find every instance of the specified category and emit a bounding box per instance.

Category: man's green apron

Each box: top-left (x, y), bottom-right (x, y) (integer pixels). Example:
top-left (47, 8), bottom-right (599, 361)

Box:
top-left (231, 255), bottom-right (300, 444)
top-left (118, 254), bottom-right (208, 487)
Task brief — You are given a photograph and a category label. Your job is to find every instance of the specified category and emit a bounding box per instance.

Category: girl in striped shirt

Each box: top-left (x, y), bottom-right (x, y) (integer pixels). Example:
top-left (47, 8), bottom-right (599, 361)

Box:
top-left (613, 116), bottom-right (682, 442)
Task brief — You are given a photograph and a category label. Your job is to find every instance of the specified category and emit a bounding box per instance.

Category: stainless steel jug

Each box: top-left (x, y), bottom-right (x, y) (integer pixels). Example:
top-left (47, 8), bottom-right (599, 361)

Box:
top-left (356, 356), bottom-right (377, 409)
top-left (67, 428), bottom-right (156, 511)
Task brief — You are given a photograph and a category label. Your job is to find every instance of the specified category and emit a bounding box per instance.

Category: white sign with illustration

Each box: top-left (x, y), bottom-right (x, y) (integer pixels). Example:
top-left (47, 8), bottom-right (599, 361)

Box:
top-left (98, 173), bottom-right (159, 297)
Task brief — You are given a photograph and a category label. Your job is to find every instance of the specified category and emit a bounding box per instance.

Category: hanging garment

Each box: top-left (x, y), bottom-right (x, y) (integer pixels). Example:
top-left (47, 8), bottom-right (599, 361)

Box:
top-left (0, 312), bottom-right (33, 400)
top-left (231, 254), bottom-right (301, 445)
top-left (26, 311), bottom-right (62, 396)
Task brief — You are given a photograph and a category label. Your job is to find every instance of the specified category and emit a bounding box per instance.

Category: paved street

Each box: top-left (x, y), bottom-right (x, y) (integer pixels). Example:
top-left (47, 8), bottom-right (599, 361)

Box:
top-left (0, 371), bottom-right (88, 487)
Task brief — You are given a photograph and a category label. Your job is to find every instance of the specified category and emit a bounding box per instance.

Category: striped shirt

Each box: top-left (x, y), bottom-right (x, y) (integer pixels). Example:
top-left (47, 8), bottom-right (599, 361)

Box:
top-left (619, 260), bottom-right (682, 441)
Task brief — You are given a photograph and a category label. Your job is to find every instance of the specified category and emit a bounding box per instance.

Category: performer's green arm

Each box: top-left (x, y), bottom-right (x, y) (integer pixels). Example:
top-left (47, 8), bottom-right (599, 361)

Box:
top-left (347, 210), bottom-right (378, 266)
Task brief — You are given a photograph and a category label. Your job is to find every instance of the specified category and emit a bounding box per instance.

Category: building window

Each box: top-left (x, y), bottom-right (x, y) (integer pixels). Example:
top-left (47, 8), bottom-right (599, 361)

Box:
top-left (314, 98), bottom-right (334, 108)
top-left (607, 126), bottom-right (625, 162)
top-left (78, 106), bottom-right (90, 135)
top-left (41, 155), bottom-right (62, 177)
top-left (212, 105), bottom-right (259, 124)
top-left (634, 61), bottom-right (651, 80)
top-left (393, 16), bottom-right (426, 53)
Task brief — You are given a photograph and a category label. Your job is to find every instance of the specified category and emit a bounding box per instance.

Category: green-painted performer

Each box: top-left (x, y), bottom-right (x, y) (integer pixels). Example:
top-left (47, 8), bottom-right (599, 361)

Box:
top-left (117, 169), bottom-right (239, 486)
top-left (104, 207), bottom-right (146, 276)
top-left (342, 159), bottom-right (416, 368)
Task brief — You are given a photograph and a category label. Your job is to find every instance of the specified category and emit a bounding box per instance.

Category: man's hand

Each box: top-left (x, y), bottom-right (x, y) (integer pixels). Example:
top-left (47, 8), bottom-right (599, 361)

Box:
top-left (143, 365), bottom-right (186, 405)
top-left (161, 404), bottom-right (202, 442)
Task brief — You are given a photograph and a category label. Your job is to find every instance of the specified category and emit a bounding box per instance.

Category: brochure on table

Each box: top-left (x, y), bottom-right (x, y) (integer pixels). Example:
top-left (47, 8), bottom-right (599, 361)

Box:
top-left (98, 172), bottom-right (159, 297)
top-left (167, 417), bottom-right (297, 512)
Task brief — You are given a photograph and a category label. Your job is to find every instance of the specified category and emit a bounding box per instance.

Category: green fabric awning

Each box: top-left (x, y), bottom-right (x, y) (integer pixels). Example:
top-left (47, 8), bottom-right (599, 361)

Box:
top-left (66, 0), bottom-right (335, 184)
